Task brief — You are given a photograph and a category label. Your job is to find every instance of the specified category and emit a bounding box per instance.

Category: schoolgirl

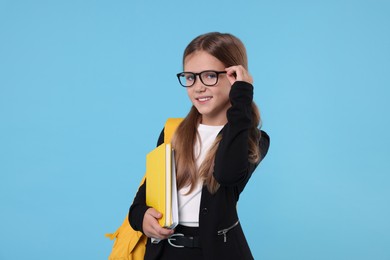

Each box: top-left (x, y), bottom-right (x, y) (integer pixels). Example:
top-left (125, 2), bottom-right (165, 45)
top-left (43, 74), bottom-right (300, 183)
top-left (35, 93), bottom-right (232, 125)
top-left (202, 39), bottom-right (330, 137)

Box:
top-left (129, 32), bottom-right (270, 260)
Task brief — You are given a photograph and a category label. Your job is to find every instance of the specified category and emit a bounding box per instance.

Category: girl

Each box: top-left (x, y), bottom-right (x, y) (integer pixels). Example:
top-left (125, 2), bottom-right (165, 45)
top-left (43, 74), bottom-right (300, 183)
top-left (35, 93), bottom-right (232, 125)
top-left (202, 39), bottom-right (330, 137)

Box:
top-left (129, 32), bottom-right (270, 260)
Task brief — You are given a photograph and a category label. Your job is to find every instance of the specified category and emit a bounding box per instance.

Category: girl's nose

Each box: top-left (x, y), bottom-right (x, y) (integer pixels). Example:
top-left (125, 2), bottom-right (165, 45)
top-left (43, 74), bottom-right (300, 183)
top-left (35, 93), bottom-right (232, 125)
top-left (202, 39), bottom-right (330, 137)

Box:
top-left (193, 79), bottom-right (206, 92)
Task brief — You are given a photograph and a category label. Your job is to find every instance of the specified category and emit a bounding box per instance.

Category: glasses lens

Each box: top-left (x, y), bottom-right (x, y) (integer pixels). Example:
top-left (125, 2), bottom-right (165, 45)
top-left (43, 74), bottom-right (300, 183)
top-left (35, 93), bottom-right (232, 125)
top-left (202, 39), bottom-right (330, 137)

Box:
top-left (200, 71), bottom-right (218, 86)
top-left (178, 72), bottom-right (195, 87)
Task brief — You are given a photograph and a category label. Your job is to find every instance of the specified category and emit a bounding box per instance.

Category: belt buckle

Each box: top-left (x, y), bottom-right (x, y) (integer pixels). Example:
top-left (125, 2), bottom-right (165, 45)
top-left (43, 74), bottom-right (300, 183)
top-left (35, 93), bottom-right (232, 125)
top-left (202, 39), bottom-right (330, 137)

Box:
top-left (168, 233), bottom-right (184, 248)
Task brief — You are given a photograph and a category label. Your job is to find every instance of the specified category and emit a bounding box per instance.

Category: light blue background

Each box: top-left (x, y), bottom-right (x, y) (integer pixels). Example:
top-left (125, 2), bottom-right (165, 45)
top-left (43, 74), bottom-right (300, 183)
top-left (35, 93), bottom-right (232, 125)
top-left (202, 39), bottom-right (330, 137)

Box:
top-left (1, 0), bottom-right (389, 259)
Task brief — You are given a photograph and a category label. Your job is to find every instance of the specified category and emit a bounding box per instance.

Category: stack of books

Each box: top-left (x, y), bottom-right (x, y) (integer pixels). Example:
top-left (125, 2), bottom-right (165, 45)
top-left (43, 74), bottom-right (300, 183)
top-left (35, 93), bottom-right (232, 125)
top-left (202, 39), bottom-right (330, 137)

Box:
top-left (146, 143), bottom-right (179, 230)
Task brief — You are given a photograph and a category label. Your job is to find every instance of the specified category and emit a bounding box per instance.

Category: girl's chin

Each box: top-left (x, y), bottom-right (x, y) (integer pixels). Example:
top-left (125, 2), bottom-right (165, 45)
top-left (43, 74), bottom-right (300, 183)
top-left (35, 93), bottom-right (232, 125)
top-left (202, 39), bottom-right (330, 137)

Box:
top-left (194, 107), bottom-right (211, 115)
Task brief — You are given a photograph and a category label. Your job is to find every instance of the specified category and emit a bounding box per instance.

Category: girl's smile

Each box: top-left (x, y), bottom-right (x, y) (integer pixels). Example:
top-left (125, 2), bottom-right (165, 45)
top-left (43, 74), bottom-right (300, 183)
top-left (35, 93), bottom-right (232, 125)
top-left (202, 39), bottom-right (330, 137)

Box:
top-left (195, 96), bottom-right (213, 103)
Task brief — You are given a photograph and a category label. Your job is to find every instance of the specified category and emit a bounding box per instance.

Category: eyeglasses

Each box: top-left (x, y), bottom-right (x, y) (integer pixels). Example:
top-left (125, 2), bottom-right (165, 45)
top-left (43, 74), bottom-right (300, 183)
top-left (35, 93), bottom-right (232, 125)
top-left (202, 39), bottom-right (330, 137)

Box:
top-left (176, 70), bottom-right (227, 87)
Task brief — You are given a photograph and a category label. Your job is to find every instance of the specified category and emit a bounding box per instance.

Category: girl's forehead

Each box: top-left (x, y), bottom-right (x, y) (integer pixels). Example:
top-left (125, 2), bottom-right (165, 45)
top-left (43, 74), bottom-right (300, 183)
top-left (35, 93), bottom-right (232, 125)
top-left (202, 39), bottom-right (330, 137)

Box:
top-left (184, 51), bottom-right (224, 70)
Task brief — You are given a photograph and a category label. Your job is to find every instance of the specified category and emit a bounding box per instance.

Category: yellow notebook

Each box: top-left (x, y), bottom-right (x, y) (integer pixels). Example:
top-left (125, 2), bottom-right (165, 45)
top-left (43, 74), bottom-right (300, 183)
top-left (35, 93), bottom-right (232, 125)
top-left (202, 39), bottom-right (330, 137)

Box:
top-left (146, 143), bottom-right (178, 229)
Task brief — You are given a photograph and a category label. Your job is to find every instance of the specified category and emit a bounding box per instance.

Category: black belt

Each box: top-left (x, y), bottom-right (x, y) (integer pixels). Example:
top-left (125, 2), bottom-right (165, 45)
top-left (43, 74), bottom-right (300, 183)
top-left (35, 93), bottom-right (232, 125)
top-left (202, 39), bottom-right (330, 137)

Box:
top-left (168, 234), bottom-right (200, 248)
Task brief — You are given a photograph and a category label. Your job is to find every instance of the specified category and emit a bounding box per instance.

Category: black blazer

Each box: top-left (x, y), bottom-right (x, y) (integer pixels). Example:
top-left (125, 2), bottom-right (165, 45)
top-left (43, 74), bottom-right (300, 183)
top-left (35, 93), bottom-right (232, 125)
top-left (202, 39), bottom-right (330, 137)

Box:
top-left (129, 81), bottom-right (270, 260)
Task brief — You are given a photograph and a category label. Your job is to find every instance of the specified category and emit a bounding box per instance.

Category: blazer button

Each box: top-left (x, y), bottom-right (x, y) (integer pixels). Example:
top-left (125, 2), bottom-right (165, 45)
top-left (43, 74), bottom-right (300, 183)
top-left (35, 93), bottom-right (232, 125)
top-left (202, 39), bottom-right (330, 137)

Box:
top-left (201, 208), bottom-right (208, 215)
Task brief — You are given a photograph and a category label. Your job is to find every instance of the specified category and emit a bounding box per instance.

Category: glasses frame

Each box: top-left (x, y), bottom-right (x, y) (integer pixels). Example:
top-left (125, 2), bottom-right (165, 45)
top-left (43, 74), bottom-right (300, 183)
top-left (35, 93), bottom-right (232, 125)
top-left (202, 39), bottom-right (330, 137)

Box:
top-left (176, 70), bottom-right (227, 87)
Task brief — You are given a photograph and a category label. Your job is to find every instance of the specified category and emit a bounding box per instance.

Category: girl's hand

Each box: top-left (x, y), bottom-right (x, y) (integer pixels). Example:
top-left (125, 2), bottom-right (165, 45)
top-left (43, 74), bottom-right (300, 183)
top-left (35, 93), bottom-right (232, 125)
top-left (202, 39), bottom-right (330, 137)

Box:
top-left (225, 65), bottom-right (253, 85)
top-left (142, 208), bottom-right (174, 239)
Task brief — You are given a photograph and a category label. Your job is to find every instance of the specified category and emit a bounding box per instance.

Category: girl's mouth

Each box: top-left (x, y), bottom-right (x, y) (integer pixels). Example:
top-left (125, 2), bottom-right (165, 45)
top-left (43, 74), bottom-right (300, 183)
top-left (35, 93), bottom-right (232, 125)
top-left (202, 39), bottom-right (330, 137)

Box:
top-left (196, 96), bottom-right (212, 102)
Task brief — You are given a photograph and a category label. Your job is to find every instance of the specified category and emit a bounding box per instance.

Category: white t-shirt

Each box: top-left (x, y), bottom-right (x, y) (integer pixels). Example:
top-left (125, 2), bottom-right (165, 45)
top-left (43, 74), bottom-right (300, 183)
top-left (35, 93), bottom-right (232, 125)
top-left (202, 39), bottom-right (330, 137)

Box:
top-left (178, 124), bottom-right (224, 227)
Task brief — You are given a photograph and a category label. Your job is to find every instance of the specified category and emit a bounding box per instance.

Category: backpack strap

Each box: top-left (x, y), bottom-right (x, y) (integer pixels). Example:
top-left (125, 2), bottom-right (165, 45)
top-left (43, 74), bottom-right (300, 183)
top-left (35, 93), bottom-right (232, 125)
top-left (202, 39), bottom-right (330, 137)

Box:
top-left (164, 118), bottom-right (183, 143)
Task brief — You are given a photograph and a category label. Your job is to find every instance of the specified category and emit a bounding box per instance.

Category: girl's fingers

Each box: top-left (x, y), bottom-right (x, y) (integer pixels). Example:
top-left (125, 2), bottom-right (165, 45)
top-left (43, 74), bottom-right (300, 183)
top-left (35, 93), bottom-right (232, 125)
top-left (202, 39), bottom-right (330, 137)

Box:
top-left (225, 65), bottom-right (253, 84)
top-left (154, 225), bottom-right (174, 238)
top-left (143, 208), bottom-right (174, 239)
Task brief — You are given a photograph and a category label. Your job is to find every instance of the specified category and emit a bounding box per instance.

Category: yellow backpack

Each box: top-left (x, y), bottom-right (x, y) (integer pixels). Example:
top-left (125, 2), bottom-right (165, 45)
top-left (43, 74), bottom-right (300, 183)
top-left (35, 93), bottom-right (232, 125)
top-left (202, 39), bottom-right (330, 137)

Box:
top-left (105, 118), bottom-right (183, 260)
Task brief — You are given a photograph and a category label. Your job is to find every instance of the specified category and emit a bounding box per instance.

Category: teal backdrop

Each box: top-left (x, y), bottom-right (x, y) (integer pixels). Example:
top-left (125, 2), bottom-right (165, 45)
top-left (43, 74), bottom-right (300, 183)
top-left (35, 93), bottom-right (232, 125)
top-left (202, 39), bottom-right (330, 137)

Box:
top-left (0, 0), bottom-right (389, 259)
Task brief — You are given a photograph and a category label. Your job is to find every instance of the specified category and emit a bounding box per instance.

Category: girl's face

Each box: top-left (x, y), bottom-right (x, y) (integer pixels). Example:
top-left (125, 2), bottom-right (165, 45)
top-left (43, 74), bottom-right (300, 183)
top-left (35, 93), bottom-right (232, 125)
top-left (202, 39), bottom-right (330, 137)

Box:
top-left (184, 51), bottom-right (231, 126)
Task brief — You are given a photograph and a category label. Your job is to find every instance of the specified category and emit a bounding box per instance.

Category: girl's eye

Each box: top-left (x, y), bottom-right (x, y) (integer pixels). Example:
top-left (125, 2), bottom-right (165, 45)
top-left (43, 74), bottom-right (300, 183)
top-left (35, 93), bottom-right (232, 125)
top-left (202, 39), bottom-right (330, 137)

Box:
top-left (185, 74), bottom-right (195, 81)
top-left (204, 72), bottom-right (217, 79)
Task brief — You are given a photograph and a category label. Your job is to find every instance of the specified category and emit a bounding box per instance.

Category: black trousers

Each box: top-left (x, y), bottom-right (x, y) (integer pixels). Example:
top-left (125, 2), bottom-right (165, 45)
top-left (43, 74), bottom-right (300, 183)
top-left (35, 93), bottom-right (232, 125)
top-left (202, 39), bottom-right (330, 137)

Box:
top-left (158, 225), bottom-right (204, 260)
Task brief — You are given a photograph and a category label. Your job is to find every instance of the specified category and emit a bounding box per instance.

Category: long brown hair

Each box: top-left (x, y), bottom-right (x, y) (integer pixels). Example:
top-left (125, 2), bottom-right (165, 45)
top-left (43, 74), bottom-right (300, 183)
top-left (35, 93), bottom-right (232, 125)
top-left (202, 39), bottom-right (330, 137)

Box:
top-left (172, 32), bottom-right (262, 194)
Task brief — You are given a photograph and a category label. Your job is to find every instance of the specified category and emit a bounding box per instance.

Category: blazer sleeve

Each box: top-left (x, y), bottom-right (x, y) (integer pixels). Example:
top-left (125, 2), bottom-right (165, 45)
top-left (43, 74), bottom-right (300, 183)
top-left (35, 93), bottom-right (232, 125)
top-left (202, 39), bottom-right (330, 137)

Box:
top-left (214, 81), bottom-right (270, 187)
top-left (128, 128), bottom-right (165, 232)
